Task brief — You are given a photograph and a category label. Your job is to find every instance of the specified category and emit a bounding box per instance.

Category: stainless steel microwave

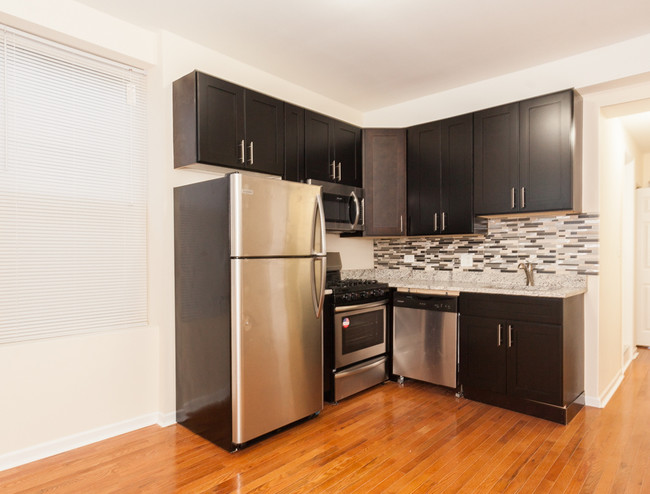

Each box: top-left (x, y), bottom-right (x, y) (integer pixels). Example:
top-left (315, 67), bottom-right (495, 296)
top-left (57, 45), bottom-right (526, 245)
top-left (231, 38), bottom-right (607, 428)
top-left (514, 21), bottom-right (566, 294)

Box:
top-left (307, 179), bottom-right (364, 233)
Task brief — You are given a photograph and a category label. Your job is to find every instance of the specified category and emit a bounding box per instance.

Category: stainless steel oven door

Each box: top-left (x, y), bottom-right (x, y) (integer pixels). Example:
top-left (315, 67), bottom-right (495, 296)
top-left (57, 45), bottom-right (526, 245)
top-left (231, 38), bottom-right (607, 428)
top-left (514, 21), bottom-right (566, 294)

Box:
top-left (334, 300), bottom-right (387, 369)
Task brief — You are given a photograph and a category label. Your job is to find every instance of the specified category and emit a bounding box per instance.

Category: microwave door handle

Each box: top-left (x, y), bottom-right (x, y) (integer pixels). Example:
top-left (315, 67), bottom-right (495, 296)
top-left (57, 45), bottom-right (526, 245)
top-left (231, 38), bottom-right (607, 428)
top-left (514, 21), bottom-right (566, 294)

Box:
top-left (350, 191), bottom-right (361, 230)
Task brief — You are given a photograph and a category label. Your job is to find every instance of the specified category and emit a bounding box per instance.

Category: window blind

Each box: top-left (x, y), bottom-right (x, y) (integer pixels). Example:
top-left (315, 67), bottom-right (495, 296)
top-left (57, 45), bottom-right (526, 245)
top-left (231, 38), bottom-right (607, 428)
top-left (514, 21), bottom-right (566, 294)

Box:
top-left (0, 26), bottom-right (148, 343)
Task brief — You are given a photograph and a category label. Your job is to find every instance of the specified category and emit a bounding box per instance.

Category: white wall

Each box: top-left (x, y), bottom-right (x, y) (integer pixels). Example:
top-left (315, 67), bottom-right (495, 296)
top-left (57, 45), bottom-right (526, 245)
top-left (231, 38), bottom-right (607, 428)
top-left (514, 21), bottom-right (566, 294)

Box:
top-left (598, 117), bottom-right (624, 396)
top-left (0, 0), bottom-right (162, 469)
top-left (4, 0), bottom-right (650, 468)
top-left (643, 154), bottom-right (650, 187)
top-left (365, 33), bottom-right (650, 128)
top-left (326, 234), bottom-right (374, 270)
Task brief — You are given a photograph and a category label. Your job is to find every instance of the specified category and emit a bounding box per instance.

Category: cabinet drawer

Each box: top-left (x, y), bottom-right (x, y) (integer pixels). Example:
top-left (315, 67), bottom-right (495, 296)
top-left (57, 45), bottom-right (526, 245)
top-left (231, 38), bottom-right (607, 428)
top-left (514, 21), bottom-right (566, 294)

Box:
top-left (459, 292), bottom-right (562, 325)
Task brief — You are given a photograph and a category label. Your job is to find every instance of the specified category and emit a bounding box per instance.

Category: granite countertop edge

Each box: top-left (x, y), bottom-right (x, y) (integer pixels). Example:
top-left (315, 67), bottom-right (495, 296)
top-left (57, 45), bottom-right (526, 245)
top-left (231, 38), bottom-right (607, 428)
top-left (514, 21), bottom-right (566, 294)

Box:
top-left (341, 269), bottom-right (588, 299)
top-left (384, 280), bottom-right (587, 299)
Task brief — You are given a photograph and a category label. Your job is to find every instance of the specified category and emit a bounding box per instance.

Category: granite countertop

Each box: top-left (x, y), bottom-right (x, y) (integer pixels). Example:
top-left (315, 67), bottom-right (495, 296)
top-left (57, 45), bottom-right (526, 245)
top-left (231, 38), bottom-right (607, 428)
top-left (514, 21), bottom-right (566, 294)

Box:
top-left (341, 269), bottom-right (587, 299)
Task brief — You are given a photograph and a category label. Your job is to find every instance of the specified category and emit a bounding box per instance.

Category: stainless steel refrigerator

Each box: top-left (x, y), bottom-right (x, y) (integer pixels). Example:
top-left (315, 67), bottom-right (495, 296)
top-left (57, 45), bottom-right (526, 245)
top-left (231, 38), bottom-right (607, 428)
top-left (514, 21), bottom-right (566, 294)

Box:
top-left (174, 173), bottom-right (326, 451)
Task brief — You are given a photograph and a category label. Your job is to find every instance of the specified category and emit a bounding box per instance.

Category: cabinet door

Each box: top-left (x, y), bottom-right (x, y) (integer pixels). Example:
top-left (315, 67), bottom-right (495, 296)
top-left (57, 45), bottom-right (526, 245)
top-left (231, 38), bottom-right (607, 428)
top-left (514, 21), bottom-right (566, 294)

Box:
top-left (407, 121), bottom-right (441, 235)
top-left (244, 90), bottom-right (284, 176)
top-left (284, 104), bottom-right (304, 182)
top-left (196, 72), bottom-right (245, 168)
top-left (304, 111), bottom-right (334, 182)
top-left (460, 315), bottom-right (507, 394)
top-left (334, 121), bottom-right (361, 186)
top-left (507, 320), bottom-right (563, 405)
top-left (441, 114), bottom-right (473, 234)
top-left (473, 103), bottom-right (519, 215)
top-left (519, 90), bottom-right (573, 212)
top-left (362, 128), bottom-right (406, 236)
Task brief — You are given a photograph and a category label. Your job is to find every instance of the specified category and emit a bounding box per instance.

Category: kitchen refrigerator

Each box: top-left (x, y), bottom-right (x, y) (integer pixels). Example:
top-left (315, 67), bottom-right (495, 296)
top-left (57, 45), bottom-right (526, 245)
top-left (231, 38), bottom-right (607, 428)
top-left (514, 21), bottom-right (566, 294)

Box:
top-left (174, 173), bottom-right (326, 451)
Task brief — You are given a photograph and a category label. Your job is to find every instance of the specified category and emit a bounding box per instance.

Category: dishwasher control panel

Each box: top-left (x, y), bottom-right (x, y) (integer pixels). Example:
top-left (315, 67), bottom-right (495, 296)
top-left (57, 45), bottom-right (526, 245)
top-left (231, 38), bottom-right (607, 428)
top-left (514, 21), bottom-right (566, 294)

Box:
top-left (393, 293), bottom-right (457, 312)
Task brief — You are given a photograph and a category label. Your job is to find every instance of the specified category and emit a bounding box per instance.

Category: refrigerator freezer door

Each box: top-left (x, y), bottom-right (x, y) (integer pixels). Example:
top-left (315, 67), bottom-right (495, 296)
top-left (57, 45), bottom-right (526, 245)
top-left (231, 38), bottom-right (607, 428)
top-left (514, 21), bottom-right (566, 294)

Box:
top-left (230, 173), bottom-right (325, 258)
top-left (231, 257), bottom-right (324, 445)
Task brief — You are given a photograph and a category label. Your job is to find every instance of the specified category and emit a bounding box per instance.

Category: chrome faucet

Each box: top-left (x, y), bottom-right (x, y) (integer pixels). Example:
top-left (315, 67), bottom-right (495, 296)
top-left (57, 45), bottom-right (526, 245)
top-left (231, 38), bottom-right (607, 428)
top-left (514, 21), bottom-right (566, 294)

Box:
top-left (518, 262), bottom-right (535, 286)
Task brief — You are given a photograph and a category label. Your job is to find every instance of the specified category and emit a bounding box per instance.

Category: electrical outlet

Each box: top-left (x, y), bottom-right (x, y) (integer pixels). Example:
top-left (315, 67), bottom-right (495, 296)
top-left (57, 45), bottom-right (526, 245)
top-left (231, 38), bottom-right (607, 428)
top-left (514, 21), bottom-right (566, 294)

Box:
top-left (404, 254), bottom-right (415, 263)
top-left (460, 253), bottom-right (473, 267)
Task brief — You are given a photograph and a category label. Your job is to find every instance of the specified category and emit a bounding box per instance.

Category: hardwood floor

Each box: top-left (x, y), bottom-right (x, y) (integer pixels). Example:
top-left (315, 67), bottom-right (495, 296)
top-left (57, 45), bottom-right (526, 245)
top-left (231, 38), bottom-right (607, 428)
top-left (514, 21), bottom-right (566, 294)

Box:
top-left (2, 348), bottom-right (649, 493)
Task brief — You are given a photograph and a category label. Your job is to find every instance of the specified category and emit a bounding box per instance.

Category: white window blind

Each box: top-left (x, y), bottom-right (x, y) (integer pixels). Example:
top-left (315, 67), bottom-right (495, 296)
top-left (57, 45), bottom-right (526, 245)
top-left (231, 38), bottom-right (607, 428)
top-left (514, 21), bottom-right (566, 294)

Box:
top-left (0, 26), bottom-right (148, 343)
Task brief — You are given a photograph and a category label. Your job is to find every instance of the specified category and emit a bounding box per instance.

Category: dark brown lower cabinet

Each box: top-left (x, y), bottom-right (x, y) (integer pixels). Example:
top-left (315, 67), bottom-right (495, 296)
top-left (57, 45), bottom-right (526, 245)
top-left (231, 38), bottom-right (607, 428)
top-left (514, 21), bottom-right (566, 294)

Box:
top-left (459, 292), bottom-right (584, 424)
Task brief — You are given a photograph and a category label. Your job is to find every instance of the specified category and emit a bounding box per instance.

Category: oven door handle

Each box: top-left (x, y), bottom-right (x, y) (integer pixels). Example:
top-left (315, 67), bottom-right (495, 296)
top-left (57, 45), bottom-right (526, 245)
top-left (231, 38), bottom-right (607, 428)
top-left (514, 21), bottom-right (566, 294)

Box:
top-left (334, 299), bottom-right (388, 313)
top-left (311, 256), bottom-right (326, 318)
top-left (335, 356), bottom-right (387, 378)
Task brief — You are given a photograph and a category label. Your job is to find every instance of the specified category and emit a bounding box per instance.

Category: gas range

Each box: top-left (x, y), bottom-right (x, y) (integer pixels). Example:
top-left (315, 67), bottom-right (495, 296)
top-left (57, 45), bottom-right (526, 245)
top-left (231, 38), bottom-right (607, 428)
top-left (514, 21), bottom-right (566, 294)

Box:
top-left (327, 278), bottom-right (390, 305)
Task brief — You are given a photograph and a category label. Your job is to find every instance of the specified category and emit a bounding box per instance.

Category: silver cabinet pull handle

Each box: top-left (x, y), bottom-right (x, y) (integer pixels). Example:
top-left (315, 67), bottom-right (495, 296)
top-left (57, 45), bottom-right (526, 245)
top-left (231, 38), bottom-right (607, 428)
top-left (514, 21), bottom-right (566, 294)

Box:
top-left (330, 160), bottom-right (336, 180)
top-left (521, 187), bottom-right (525, 208)
top-left (508, 324), bottom-right (513, 347)
top-left (248, 141), bottom-right (254, 166)
top-left (239, 139), bottom-right (245, 164)
top-left (337, 162), bottom-right (342, 182)
top-left (511, 187), bottom-right (516, 209)
top-left (400, 215), bottom-right (403, 233)
top-left (498, 324), bottom-right (502, 347)
top-left (441, 212), bottom-right (446, 232)
top-left (434, 212), bottom-right (438, 232)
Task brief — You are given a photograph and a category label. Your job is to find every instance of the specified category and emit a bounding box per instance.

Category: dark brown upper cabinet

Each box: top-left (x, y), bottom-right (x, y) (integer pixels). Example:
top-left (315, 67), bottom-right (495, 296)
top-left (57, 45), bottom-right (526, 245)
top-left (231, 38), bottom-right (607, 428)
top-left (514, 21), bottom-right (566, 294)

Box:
top-left (362, 128), bottom-right (407, 236)
top-left (474, 89), bottom-right (576, 215)
top-left (304, 110), bottom-right (361, 187)
top-left (173, 71), bottom-right (284, 176)
top-left (407, 113), bottom-right (474, 236)
top-left (284, 104), bottom-right (304, 183)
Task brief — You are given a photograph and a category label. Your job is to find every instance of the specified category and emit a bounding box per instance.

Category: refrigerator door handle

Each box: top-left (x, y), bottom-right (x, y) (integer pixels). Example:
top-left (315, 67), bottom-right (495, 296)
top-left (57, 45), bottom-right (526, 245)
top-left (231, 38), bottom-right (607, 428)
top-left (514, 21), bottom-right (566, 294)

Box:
top-left (312, 193), bottom-right (326, 256)
top-left (311, 257), bottom-right (326, 318)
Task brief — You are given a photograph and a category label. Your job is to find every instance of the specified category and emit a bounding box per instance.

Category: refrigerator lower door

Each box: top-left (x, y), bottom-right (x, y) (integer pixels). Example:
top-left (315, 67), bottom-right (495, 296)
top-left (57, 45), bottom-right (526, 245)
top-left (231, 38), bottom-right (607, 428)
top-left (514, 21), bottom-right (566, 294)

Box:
top-left (231, 257), bottom-right (324, 445)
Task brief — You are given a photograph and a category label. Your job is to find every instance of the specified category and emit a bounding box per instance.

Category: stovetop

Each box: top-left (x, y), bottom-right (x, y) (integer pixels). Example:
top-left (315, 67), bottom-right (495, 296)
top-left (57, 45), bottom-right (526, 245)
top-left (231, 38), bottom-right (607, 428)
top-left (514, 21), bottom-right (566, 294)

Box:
top-left (326, 277), bottom-right (390, 305)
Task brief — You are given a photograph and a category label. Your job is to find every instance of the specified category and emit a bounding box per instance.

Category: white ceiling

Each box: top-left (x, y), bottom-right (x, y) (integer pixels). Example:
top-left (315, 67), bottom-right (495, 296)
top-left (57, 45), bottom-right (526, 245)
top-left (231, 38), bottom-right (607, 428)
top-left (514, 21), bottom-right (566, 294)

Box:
top-left (75, 0), bottom-right (650, 112)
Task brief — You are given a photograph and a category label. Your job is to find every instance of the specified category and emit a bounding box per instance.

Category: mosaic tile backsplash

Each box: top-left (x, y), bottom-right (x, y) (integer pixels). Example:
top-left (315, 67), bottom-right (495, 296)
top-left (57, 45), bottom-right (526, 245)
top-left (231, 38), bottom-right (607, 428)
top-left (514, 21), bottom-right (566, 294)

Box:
top-left (374, 213), bottom-right (599, 276)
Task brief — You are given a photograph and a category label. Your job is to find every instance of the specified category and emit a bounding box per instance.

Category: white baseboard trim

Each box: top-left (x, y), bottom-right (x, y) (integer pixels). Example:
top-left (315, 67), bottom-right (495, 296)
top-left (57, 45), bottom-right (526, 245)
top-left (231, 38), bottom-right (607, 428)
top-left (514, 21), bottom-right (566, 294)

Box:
top-left (586, 370), bottom-right (625, 409)
top-left (157, 411), bottom-right (177, 427)
top-left (0, 413), bottom-right (160, 472)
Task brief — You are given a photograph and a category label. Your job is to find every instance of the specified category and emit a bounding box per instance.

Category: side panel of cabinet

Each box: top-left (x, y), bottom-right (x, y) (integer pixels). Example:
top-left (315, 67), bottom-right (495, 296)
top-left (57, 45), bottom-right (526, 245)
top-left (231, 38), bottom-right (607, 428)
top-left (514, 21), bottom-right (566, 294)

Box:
top-left (172, 72), bottom-right (198, 168)
top-left (362, 128), bottom-right (406, 236)
top-left (304, 111), bottom-right (333, 182)
top-left (473, 103), bottom-right (519, 215)
top-left (460, 315), bottom-right (507, 394)
top-left (441, 114), bottom-right (473, 234)
top-left (407, 122), bottom-right (441, 236)
top-left (507, 320), bottom-right (563, 405)
top-left (196, 73), bottom-right (245, 168)
top-left (245, 90), bottom-right (284, 176)
top-left (334, 121), bottom-right (361, 187)
top-left (519, 90), bottom-right (573, 212)
top-left (284, 104), bottom-right (304, 182)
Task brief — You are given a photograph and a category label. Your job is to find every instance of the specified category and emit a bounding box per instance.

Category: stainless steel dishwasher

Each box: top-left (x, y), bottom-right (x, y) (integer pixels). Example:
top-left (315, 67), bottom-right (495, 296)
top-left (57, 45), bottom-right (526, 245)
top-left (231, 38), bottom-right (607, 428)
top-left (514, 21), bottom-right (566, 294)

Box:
top-left (392, 288), bottom-right (459, 388)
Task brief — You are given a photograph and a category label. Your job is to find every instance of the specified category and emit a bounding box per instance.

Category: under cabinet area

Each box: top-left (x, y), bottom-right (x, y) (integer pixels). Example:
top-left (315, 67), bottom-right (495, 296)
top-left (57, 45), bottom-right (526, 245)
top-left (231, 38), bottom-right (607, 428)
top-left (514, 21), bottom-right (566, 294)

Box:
top-left (473, 89), bottom-right (578, 215)
top-left (173, 71), bottom-right (284, 175)
top-left (459, 292), bottom-right (584, 424)
top-left (304, 111), bottom-right (362, 187)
